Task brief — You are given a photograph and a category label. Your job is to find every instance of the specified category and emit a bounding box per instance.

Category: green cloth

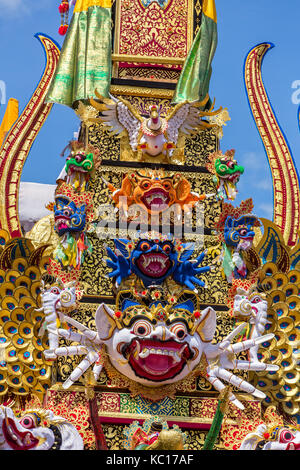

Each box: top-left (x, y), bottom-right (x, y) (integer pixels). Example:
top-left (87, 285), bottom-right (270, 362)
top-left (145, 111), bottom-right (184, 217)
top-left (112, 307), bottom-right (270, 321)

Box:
top-left (172, 5), bottom-right (218, 104)
top-left (222, 243), bottom-right (235, 280)
top-left (202, 387), bottom-right (230, 450)
top-left (46, 5), bottom-right (111, 108)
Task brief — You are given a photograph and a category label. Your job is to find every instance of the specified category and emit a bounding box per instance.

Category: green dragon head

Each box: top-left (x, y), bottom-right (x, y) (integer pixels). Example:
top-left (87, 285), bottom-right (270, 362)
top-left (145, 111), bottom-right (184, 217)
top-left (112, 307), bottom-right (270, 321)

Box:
top-left (63, 142), bottom-right (101, 191)
top-left (207, 149), bottom-right (244, 201)
top-left (65, 151), bottom-right (95, 175)
top-left (215, 152), bottom-right (244, 180)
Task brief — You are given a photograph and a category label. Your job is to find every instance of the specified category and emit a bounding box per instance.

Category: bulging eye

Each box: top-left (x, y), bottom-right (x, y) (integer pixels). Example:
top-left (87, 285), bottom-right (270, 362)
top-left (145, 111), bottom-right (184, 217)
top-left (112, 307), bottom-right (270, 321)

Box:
top-left (75, 154), bottom-right (83, 163)
top-left (239, 228), bottom-right (248, 237)
top-left (63, 209), bottom-right (71, 217)
top-left (170, 323), bottom-right (188, 340)
top-left (251, 296), bottom-right (261, 304)
top-left (140, 242), bottom-right (150, 252)
top-left (226, 161), bottom-right (235, 169)
top-left (133, 320), bottom-right (152, 337)
top-left (51, 287), bottom-right (60, 295)
top-left (279, 429), bottom-right (295, 443)
top-left (20, 415), bottom-right (36, 429)
top-left (162, 181), bottom-right (172, 191)
top-left (141, 181), bottom-right (151, 190)
top-left (162, 243), bottom-right (172, 254)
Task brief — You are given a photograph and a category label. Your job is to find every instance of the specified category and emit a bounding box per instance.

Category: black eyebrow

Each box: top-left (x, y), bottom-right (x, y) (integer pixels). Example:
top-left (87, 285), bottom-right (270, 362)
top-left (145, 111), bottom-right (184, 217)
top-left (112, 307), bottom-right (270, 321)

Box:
top-left (127, 314), bottom-right (157, 328)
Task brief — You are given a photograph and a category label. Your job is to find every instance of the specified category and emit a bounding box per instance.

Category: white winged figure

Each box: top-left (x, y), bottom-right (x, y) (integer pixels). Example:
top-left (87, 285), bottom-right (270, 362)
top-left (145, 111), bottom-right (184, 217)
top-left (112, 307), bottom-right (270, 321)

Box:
top-left (89, 91), bottom-right (230, 161)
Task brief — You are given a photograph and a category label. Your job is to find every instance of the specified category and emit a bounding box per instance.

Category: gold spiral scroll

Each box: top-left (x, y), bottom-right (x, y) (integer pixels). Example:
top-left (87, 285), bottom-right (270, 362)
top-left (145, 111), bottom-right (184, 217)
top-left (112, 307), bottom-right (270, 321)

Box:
top-left (0, 34), bottom-right (60, 238)
top-left (244, 43), bottom-right (300, 247)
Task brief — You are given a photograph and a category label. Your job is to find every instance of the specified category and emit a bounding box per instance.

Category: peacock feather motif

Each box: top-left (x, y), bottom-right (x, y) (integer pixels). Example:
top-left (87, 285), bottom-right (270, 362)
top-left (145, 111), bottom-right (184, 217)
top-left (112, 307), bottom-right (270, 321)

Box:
top-left (249, 220), bottom-right (300, 416)
top-left (0, 229), bottom-right (53, 404)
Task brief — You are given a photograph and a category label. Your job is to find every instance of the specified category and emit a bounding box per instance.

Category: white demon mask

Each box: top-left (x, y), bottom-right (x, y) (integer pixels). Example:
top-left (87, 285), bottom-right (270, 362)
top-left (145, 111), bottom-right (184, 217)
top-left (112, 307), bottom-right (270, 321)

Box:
top-left (95, 303), bottom-right (216, 387)
top-left (46, 290), bottom-right (278, 409)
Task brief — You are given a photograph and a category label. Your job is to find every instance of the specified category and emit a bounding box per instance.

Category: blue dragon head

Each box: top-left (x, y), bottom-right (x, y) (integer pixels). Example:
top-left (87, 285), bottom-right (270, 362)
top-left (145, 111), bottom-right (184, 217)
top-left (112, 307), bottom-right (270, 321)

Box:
top-left (224, 215), bottom-right (259, 250)
top-left (54, 195), bottom-right (87, 237)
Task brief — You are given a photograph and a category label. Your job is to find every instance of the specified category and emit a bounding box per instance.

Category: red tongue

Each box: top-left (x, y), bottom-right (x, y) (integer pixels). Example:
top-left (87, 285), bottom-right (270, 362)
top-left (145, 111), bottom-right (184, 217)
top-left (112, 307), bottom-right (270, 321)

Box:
top-left (59, 223), bottom-right (68, 229)
top-left (145, 354), bottom-right (172, 372)
top-left (150, 198), bottom-right (164, 206)
top-left (149, 261), bottom-right (164, 273)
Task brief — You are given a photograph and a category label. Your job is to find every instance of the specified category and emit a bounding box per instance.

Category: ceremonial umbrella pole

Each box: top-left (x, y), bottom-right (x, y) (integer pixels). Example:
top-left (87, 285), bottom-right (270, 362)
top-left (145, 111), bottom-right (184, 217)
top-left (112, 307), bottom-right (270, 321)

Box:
top-left (85, 372), bottom-right (108, 450)
top-left (202, 386), bottom-right (231, 450)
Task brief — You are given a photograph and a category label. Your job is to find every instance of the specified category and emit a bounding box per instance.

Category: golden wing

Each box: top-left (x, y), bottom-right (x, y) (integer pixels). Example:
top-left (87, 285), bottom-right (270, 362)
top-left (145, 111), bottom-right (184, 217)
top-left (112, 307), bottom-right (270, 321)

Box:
top-left (89, 90), bottom-right (142, 151)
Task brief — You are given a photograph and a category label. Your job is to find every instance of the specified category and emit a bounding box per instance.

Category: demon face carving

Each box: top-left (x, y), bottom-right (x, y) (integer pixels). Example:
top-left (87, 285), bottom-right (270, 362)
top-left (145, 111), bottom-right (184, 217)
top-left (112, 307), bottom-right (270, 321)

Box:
top-left (54, 195), bottom-right (87, 237)
top-left (51, 183), bottom-right (94, 269)
top-left (106, 236), bottom-right (211, 291)
top-left (223, 214), bottom-right (259, 281)
top-left (207, 150), bottom-right (244, 201)
top-left (96, 293), bottom-right (211, 387)
top-left (0, 407), bottom-right (83, 450)
top-left (58, 141), bottom-right (100, 192)
top-left (65, 151), bottom-right (94, 175)
top-left (224, 215), bottom-right (258, 251)
top-left (105, 170), bottom-right (209, 218)
top-left (125, 238), bottom-right (178, 283)
top-left (240, 423), bottom-right (300, 450)
top-left (215, 199), bottom-right (261, 282)
top-left (48, 287), bottom-right (278, 405)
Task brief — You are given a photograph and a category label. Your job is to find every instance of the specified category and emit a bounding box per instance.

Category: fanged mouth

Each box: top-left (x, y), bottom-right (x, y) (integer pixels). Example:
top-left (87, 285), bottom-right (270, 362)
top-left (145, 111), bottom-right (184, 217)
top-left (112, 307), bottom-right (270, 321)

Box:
top-left (55, 216), bottom-right (70, 232)
top-left (68, 164), bottom-right (89, 173)
top-left (141, 188), bottom-right (171, 211)
top-left (224, 172), bottom-right (241, 184)
top-left (240, 236), bottom-right (254, 243)
top-left (136, 253), bottom-right (171, 278)
top-left (287, 442), bottom-right (300, 450)
top-left (2, 417), bottom-right (39, 450)
top-left (123, 339), bottom-right (193, 382)
top-left (238, 237), bottom-right (254, 251)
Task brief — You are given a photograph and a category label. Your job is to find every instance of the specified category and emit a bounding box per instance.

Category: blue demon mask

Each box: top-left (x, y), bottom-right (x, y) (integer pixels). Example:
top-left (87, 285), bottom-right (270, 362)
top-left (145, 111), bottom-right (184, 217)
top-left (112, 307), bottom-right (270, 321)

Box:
top-left (118, 238), bottom-right (178, 285)
top-left (54, 196), bottom-right (87, 237)
top-left (224, 215), bottom-right (258, 249)
top-left (131, 239), bottom-right (179, 282)
top-left (106, 237), bottom-right (212, 291)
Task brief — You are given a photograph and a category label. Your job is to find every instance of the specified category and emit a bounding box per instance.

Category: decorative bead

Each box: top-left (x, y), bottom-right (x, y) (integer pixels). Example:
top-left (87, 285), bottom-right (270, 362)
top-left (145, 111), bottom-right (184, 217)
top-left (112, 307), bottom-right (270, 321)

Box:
top-left (58, 2), bottom-right (69, 14)
top-left (58, 24), bottom-right (68, 36)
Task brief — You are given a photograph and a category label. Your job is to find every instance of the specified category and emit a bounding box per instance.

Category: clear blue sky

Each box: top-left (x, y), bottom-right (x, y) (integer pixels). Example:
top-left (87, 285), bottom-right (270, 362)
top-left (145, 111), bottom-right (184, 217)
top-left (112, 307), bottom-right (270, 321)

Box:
top-left (0, 0), bottom-right (299, 220)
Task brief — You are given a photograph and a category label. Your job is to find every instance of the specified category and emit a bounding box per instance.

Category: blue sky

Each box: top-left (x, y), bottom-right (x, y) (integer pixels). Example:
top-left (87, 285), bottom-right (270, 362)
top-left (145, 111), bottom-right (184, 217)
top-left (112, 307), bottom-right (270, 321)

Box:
top-left (0, 0), bottom-right (299, 220)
